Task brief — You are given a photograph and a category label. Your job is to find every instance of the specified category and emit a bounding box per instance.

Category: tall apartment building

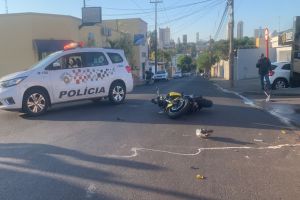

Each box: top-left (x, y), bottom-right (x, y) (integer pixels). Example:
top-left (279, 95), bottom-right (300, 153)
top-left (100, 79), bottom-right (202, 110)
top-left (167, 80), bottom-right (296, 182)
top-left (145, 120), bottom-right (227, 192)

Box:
top-left (183, 34), bottom-right (187, 44)
top-left (196, 32), bottom-right (199, 43)
top-left (237, 21), bottom-right (243, 39)
top-left (159, 27), bottom-right (171, 48)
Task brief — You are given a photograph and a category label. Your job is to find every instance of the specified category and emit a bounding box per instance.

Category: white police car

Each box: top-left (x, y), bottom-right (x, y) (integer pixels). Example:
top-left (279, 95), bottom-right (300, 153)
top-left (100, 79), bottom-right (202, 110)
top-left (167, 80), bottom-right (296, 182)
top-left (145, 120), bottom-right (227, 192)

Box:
top-left (0, 42), bottom-right (133, 116)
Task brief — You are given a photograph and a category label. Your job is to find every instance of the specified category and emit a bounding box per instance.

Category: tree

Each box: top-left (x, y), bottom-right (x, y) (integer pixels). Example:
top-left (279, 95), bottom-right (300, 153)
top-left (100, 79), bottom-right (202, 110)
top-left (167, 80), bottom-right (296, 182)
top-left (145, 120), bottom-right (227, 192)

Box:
top-left (150, 50), bottom-right (171, 62)
top-left (108, 34), bottom-right (134, 65)
top-left (177, 55), bottom-right (196, 72)
top-left (196, 51), bottom-right (217, 72)
top-left (148, 31), bottom-right (156, 53)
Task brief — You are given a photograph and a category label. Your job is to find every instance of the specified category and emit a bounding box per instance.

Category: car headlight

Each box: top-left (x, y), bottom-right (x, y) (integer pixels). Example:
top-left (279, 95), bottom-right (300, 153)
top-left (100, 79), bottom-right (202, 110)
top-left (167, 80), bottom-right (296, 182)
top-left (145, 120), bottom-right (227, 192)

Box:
top-left (0, 76), bottom-right (27, 88)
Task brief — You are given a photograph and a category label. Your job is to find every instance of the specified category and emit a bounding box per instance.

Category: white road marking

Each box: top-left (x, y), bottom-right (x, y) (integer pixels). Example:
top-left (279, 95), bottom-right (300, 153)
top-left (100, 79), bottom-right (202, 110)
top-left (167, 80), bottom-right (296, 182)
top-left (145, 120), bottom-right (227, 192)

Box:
top-left (105, 143), bottom-right (300, 158)
top-left (214, 83), bottom-right (294, 128)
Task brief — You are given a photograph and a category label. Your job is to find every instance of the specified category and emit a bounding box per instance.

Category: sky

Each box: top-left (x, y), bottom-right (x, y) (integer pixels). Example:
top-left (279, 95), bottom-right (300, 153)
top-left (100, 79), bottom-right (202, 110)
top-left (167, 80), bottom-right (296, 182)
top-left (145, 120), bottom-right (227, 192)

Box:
top-left (2, 0), bottom-right (300, 42)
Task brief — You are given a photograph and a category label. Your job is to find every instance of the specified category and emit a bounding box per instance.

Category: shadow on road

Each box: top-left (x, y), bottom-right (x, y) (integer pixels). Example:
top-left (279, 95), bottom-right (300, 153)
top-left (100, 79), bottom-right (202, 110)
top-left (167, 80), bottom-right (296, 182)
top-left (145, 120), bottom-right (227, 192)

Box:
top-left (208, 136), bottom-right (254, 145)
top-left (20, 97), bottom-right (287, 131)
top-left (0, 143), bottom-right (215, 200)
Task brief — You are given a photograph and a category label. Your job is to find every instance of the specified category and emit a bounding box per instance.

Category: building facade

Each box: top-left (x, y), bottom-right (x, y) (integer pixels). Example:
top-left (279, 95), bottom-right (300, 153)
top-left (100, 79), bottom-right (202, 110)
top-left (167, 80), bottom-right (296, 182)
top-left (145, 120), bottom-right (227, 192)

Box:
top-left (158, 27), bottom-right (171, 49)
top-left (254, 27), bottom-right (264, 38)
top-left (182, 34), bottom-right (187, 44)
top-left (0, 13), bottom-right (148, 82)
top-left (237, 21), bottom-right (243, 39)
top-left (196, 32), bottom-right (199, 43)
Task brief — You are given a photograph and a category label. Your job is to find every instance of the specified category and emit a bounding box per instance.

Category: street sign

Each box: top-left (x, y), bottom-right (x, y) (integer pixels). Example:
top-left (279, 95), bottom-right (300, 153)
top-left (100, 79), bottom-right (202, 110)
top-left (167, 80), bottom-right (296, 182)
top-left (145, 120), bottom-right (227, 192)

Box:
top-left (264, 28), bottom-right (269, 40)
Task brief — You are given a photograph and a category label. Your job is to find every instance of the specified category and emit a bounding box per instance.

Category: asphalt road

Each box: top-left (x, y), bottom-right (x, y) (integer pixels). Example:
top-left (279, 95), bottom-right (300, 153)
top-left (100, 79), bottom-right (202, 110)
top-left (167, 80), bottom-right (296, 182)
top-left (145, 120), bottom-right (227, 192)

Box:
top-left (0, 76), bottom-right (299, 200)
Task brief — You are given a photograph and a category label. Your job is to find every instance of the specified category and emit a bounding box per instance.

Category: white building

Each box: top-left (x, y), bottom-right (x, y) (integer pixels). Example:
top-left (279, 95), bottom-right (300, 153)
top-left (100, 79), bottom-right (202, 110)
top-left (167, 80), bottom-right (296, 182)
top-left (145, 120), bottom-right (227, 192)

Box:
top-left (159, 27), bottom-right (171, 49)
top-left (271, 29), bottom-right (293, 62)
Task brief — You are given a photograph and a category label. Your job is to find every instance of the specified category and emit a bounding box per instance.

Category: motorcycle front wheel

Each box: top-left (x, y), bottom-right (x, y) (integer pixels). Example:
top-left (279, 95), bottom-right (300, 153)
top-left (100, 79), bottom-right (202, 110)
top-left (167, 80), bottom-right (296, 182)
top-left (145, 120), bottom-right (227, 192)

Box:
top-left (166, 98), bottom-right (190, 119)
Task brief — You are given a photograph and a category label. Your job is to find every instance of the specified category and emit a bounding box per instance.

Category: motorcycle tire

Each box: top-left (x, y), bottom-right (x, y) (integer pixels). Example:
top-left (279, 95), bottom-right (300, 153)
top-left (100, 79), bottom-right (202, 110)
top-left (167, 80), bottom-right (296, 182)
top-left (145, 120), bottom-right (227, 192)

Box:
top-left (197, 98), bottom-right (213, 108)
top-left (166, 97), bottom-right (191, 119)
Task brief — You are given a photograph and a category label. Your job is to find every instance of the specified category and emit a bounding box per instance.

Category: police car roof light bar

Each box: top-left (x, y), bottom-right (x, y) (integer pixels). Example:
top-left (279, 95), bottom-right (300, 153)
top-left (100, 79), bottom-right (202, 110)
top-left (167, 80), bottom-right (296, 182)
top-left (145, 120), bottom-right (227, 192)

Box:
top-left (64, 42), bottom-right (85, 51)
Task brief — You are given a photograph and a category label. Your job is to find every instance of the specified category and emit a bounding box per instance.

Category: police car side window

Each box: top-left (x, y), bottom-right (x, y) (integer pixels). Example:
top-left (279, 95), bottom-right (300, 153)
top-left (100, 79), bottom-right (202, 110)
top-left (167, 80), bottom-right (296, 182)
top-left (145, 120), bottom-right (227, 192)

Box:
top-left (85, 52), bottom-right (108, 67)
top-left (46, 53), bottom-right (84, 70)
top-left (107, 53), bottom-right (123, 63)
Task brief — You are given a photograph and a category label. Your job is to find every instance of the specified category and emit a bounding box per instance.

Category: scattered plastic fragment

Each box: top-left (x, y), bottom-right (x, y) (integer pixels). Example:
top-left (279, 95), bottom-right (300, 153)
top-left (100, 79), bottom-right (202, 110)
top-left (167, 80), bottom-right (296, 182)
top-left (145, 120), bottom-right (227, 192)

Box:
top-left (281, 130), bottom-right (287, 134)
top-left (190, 166), bottom-right (200, 170)
top-left (196, 174), bottom-right (205, 180)
top-left (254, 139), bottom-right (264, 142)
top-left (196, 129), bottom-right (213, 138)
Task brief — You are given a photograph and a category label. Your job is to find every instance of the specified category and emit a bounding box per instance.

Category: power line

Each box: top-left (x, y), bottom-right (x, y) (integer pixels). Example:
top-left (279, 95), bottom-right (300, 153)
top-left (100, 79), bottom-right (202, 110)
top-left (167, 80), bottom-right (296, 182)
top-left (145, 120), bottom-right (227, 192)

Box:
top-left (214, 3), bottom-right (228, 40)
top-left (158, 0), bottom-right (224, 26)
top-left (171, 0), bottom-right (224, 36)
top-left (102, 0), bottom-right (219, 16)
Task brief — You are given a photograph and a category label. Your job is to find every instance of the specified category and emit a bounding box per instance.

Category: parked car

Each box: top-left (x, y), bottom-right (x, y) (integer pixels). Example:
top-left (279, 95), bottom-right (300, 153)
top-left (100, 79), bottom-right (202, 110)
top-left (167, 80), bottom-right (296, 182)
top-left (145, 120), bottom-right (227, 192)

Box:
top-left (269, 62), bottom-right (291, 89)
top-left (182, 72), bottom-right (192, 77)
top-left (172, 71), bottom-right (182, 78)
top-left (0, 42), bottom-right (133, 116)
top-left (153, 70), bottom-right (169, 81)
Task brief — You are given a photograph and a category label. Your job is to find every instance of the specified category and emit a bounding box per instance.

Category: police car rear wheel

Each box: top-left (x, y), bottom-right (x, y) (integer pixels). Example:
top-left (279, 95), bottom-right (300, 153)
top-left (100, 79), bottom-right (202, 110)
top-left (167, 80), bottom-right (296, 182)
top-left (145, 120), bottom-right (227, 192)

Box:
top-left (23, 89), bottom-right (49, 116)
top-left (109, 83), bottom-right (126, 104)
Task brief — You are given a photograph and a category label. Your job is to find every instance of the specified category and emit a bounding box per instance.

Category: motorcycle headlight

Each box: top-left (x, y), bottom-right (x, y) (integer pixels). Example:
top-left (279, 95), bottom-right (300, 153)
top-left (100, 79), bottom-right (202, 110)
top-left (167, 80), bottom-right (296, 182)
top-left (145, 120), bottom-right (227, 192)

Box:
top-left (0, 76), bottom-right (27, 88)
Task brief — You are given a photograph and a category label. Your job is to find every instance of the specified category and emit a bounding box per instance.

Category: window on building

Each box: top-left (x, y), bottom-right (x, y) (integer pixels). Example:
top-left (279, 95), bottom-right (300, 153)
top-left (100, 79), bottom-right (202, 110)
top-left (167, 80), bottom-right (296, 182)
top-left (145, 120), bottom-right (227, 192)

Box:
top-left (85, 52), bottom-right (108, 67)
top-left (107, 53), bottom-right (123, 63)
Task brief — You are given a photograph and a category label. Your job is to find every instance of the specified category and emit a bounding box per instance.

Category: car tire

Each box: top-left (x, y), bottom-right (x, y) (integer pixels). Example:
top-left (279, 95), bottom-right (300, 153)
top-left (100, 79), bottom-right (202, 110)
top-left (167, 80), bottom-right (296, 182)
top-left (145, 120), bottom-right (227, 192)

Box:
top-left (272, 78), bottom-right (288, 90)
top-left (109, 82), bottom-right (126, 104)
top-left (22, 88), bottom-right (50, 116)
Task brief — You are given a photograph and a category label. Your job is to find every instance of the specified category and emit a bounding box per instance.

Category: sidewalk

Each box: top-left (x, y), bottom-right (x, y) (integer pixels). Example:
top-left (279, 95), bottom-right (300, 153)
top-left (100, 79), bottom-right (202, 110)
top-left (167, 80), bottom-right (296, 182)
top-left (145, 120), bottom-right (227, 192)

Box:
top-left (212, 78), bottom-right (300, 128)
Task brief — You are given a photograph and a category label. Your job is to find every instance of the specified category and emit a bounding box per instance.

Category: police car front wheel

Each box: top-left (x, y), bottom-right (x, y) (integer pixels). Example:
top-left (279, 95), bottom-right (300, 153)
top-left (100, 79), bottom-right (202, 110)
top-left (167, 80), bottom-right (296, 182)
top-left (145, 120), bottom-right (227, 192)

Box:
top-left (109, 82), bottom-right (126, 104)
top-left (22, 89), bottom-right (49, 116)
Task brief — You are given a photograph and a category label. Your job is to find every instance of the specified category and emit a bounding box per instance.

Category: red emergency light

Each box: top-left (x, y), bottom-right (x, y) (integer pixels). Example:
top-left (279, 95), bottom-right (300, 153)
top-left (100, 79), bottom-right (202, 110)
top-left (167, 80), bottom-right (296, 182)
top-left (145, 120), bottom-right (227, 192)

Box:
top-left (64, 42), bottom-right (84, 51)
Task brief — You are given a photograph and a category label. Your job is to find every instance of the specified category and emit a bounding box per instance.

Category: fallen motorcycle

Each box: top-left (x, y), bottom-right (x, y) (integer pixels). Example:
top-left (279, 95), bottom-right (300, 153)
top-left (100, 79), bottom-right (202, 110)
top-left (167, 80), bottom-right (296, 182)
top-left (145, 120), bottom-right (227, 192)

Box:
top-left (151, 89), bottom-right (213, 119)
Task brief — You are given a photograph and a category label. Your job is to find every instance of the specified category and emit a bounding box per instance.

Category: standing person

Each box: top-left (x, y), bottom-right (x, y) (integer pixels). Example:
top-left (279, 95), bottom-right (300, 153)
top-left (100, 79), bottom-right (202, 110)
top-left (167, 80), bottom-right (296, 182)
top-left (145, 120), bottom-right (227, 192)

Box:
top-left (256, 53), bottom-right (271, 90)
top-left (145, 68), bottom-right (154, 85)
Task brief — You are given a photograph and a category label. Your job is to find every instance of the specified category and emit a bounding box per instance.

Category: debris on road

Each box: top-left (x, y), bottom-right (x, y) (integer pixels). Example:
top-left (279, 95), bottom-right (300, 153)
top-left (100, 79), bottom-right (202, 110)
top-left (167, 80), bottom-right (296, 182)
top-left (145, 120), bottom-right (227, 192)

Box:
top-left (196, 128), bottom-right (213, 138)
top-left (196, 174), bottom-right (205, 180)
top-left (245, 155), bottom-right (250, 159)
top-left (190, 166), bottom-right (200, 170)
top-left (254, 139), bottom-right (264, 142)
top-left (281, 130), bottom-right (287, 134)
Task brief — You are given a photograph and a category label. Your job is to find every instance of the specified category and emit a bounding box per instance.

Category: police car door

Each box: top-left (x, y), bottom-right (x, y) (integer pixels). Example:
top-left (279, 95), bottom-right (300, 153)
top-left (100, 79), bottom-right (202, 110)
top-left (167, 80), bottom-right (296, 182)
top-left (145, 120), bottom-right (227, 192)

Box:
top-left (83, 52), bottom-right (112, 98)
top-left (47, 53), bottom-right (87, 102)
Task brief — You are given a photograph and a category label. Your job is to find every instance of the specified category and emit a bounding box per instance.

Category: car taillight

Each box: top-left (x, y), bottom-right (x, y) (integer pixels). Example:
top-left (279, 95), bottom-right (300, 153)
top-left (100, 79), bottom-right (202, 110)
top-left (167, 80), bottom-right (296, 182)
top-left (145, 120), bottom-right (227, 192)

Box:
top-left (125, 66), bottom-right (132, 73)
top-left (268, 70), bottom-right (275, 76)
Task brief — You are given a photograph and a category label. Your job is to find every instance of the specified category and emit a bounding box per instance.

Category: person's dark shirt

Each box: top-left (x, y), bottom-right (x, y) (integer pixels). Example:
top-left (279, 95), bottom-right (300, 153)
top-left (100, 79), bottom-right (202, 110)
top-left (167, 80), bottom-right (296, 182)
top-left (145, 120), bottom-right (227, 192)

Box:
top-left (256, 57), bottom-right (271, 75)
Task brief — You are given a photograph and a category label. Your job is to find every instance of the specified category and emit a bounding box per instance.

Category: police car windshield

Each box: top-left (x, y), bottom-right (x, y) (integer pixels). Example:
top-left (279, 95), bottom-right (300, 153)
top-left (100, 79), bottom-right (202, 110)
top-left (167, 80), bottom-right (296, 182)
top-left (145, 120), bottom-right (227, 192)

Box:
top-left (29, 51), bottom-right (62, 70)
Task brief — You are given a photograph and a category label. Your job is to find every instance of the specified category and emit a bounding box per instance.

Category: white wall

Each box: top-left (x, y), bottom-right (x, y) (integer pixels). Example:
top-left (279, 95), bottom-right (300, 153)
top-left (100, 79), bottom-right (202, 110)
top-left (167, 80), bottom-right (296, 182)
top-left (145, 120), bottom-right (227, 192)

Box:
top-left (236, 48), bottom-right (276, 80)
top-left (276, 46), bottom-right (292, 62)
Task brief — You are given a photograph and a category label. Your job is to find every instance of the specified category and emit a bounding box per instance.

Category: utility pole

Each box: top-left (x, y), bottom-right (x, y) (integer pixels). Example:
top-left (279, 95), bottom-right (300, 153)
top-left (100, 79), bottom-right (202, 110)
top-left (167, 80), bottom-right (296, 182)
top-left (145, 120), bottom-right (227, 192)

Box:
top-left (83, 0), bottom-right (86, 7)
top-left (209, 35), bottom-right (212, 74)
top-left (150, 0), bottom-right (162, 73)
top-left (5, 0), bottom-right (8, 13)
top-left (228, 0), bottom-right (234, 88)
